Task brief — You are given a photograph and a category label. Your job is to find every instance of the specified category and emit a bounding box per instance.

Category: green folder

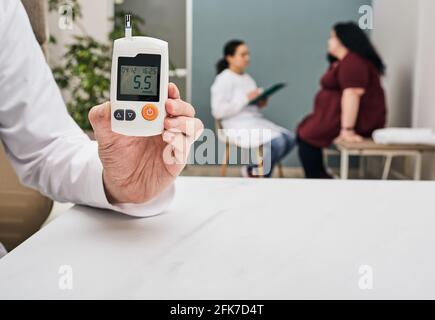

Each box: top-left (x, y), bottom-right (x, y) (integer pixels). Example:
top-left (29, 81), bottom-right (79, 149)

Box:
top-left (248, 82), bottom-right (287, 105)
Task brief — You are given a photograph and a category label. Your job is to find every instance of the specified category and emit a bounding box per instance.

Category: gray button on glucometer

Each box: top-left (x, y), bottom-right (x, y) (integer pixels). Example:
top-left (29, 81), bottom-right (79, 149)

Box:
top-left (114, 109), bottom-right (124, 121)
top-left (125, 110), bottom-right (136, 121)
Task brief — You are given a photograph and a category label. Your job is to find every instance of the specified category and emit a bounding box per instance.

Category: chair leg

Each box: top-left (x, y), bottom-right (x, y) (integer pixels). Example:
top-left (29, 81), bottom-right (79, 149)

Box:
top-left (359, 156), bottom-right (365, 179)
top-left (414, 152), bottom-right (422, 180)
top-left (382, 154), bottom-right (393, 180)
top-left (220, 142), bottom-right (230, 177)
top-left (277, 162), bottom-right (284, 178)
top-left (256, 146), bottom-right (264, 178)
top-left (323, 149), bottom-right (328, 169)
top-left (340, 150), bottom-right (349, 179)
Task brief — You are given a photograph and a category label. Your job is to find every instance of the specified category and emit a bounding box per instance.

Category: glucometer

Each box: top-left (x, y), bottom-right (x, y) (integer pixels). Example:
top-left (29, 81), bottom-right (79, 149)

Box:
top-left (110, 14), bottom-right (169, 136)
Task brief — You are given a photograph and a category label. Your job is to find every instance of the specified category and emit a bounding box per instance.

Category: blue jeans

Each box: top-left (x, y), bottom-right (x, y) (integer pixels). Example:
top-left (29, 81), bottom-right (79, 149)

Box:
top-left (249, 132), bottom-right (296, 177)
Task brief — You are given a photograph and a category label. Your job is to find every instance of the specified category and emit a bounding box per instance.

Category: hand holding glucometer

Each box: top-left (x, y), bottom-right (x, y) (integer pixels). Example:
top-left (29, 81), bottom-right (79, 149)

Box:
top-left (86, 15), bottom-right (203, 205)
top-left (110, 14), bottom-right (169, 137)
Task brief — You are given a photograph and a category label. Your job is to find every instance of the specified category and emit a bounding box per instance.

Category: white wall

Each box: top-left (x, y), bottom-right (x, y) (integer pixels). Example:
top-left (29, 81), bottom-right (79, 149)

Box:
top-left (117, 0), bottom-right (188, 99)
top-left (372, 0), bottom-right (419, 128)
top-left (413, 0), bottom-right (435, 128)
top-left (117, 0), bottom-right (186, 68)
top-left (372, 0), bottom-right (435, 179)
top-left (412, 0), bottom-right (435, 179)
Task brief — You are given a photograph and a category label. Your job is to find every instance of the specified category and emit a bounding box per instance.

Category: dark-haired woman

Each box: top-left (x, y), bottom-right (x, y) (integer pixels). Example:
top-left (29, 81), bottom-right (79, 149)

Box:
top-left (297, 22), bottom-right (387, 179)
top-left (211, 40), bottom-right (295, 178)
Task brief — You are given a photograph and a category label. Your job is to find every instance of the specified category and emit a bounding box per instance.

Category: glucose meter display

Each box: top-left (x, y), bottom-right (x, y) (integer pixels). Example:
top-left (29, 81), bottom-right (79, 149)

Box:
top-left (120, 66), bottom-right (158, 96)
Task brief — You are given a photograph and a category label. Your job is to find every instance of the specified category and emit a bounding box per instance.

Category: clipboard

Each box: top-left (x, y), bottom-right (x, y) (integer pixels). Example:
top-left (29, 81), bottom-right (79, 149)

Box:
top-left (248, 82), bottom-right (287, 105)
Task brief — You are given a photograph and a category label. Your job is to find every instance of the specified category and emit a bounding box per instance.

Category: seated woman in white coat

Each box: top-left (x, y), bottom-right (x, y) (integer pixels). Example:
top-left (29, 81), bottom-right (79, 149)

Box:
top-left (211, 40), bottom-right (295, 177)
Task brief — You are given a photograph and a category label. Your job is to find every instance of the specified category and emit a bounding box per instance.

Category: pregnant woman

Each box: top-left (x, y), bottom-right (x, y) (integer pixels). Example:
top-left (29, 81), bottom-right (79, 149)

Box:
top-left (297, 22), bottom-right (387, 179)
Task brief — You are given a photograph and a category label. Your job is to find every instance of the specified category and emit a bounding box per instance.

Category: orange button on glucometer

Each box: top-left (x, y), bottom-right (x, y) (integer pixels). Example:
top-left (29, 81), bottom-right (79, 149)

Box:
top-left (141, 104), bottom-right (159, 121)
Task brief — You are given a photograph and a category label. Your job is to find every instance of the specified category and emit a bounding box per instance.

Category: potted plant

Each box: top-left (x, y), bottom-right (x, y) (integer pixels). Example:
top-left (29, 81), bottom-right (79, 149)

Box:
top-left (48, 1), bottom-right (152, 135)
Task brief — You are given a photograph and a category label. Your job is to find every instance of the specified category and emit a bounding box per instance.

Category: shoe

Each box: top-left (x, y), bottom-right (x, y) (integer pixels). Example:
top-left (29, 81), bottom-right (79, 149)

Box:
top-left (241, 166), bottom-right (259, 178)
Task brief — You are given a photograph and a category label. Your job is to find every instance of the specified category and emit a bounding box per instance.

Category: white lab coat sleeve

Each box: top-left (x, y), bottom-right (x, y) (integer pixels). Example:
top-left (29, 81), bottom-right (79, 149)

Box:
top-left (0, 0), bottom-right (174, 217)
top-left (210, 74), bottom-right (249, 120)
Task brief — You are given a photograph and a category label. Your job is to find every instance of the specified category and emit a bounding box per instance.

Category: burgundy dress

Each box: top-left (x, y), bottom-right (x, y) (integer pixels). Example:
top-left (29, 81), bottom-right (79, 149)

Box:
top-left (297, 52), bottom-right (387, 148)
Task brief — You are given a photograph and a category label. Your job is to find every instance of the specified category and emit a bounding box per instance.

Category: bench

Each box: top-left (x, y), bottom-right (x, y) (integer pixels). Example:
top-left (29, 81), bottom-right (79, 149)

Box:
top-left (325, 139), bottom-right (435, 180)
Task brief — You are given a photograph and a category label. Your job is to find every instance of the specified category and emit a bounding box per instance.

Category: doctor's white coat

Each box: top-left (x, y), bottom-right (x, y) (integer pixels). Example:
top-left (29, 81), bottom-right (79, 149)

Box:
top-left (211, 69), bottom-right (290, 148)
top-left (0, 0), bottom-right (173, 217)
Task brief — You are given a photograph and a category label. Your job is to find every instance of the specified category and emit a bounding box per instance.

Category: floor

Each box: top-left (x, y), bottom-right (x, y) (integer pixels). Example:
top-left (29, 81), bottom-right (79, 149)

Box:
top-left (181, 165), bottom-right (305, 178)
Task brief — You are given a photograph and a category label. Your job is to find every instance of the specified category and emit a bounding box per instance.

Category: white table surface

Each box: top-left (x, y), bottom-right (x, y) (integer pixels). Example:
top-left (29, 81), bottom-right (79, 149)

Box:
top-left (0, 177), bottom-right (435, 299)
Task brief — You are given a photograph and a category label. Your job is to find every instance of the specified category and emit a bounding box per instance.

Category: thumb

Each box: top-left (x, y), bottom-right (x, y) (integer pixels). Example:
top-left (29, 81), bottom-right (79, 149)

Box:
top-left (88, 102), bottom-right (111, 136)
